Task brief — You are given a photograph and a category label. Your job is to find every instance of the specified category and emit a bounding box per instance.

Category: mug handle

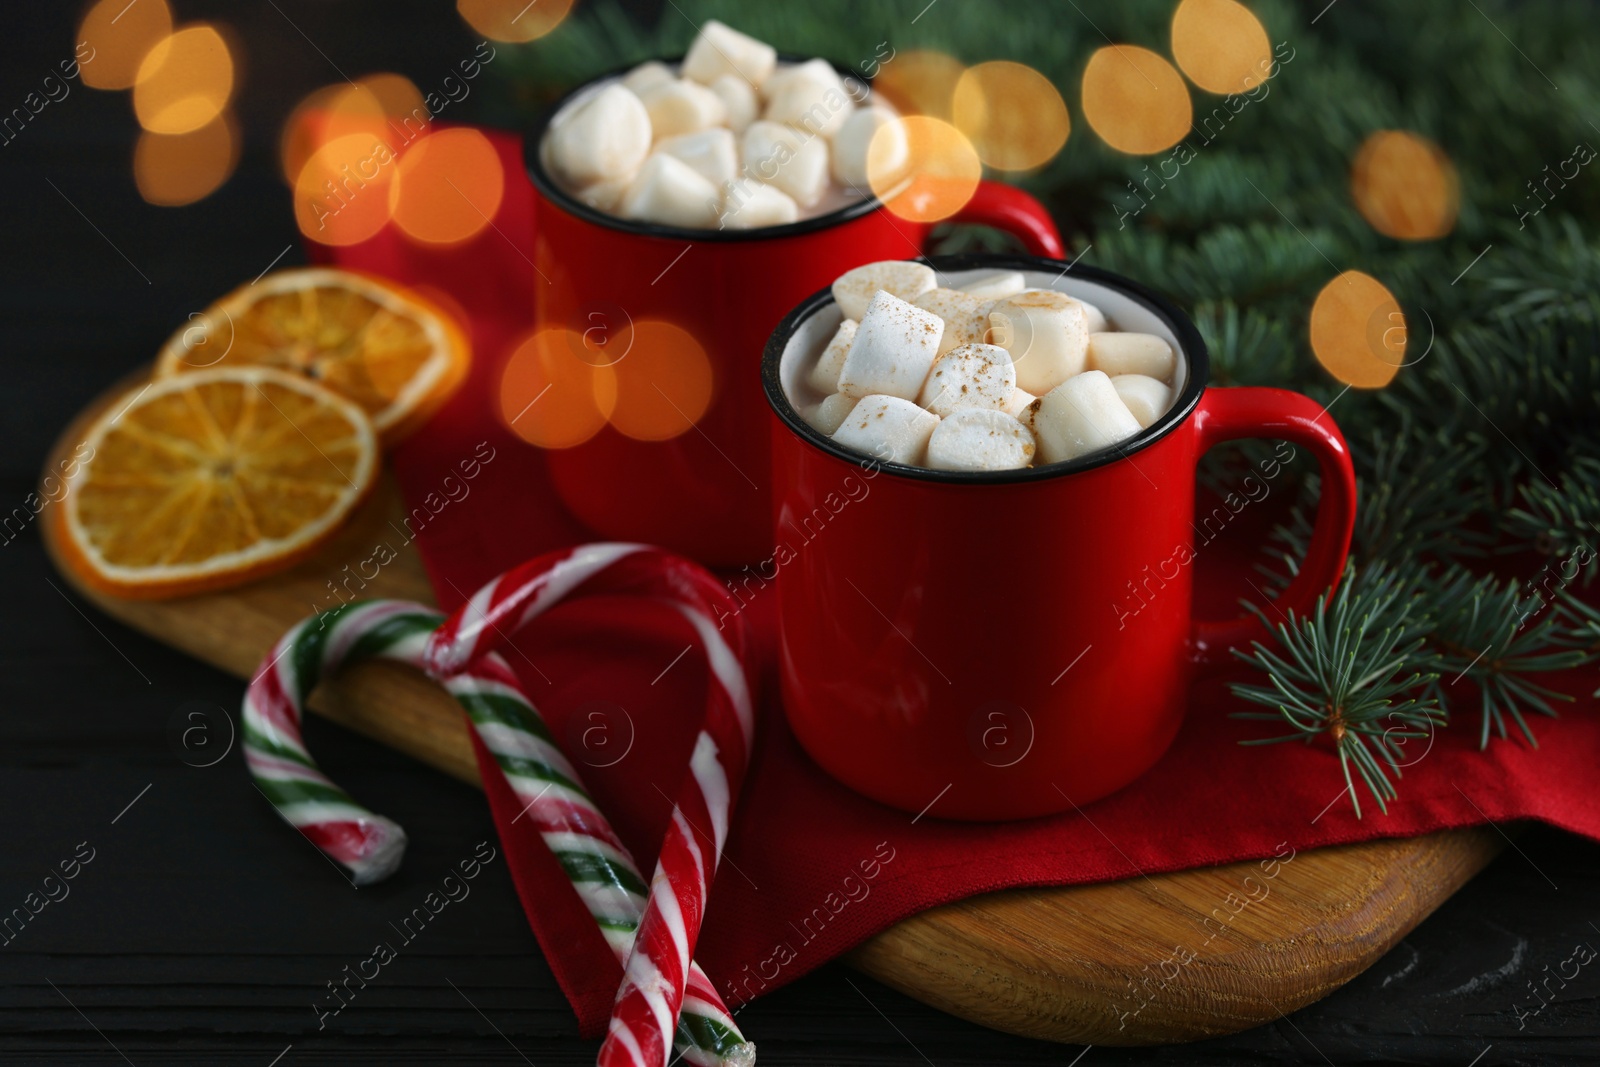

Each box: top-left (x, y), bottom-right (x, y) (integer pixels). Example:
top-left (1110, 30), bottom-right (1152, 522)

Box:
top-left (947, 180), bottom-right (1066, 258)
top-left (1190, 387), bottom-right (1358, 664)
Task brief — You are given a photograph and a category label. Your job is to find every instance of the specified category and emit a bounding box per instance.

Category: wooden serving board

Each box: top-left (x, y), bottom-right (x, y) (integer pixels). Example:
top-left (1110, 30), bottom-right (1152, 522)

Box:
top-left (41, 383), bottom-right (1503, 1047)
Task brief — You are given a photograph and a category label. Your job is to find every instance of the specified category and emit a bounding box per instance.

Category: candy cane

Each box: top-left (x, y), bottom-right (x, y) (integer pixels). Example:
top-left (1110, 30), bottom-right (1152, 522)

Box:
top-left (243, 592), bottom-right (756, 1065)
top-left (242, 600), bottom-right (440, 885)
top-left (441, 650), bottom-right (755, 1067)
top-left (424, 544), bottom-right (757, 1067)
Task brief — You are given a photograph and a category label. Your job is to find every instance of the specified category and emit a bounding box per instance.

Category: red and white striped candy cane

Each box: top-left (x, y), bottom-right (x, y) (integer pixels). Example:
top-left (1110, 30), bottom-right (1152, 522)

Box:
top-left (425, 544), bottom-right (756, 1067)
top-left (243, 600), bottom-right (442, 885)
top-left (439, 650), bottom-right (754, 1066)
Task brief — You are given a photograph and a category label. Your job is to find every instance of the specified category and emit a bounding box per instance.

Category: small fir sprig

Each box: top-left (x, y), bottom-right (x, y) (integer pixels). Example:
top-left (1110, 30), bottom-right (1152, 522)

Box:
top-left (1503, 454), bottom-right (1600, 576)
top-left (1554, 594), bottom-right (1600, 697)
top-left (1231, 568), bottom-right (1444, 818)
top-left (1418, 565), bottom-right (1586, 748)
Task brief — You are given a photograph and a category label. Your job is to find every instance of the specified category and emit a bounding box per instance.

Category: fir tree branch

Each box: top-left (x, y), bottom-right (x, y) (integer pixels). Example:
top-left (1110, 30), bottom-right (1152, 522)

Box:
top-left (1417, 565), bottom-right (1585, 748)
top-left (1553, 593), bottom-right (1600, 698)
top-left (1231, 568), bottom-right (1443, 818)
top-left (1193, 300), bottom-right (1298, 388)
top-left (1503, 454), bottom-right (1600, 572)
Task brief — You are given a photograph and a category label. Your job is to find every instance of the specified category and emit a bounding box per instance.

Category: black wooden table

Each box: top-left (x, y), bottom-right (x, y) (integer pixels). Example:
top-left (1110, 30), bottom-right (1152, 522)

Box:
top-left (3, 3), bottom-right (1597, 1063)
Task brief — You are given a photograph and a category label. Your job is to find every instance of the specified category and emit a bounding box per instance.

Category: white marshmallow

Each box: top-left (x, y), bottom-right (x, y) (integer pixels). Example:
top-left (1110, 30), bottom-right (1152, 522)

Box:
top-left (741, 121), bottom-right (830, 206)
top-left (573, 174), bottom-right (633, 213)
top-left (959, 271), bottom-right (1027, 300)
top-left (804, 392), bottom-right (859, 436)
top-left (926, 408), bottom-right (1036, 472)
top-left (718, 178), bottom-right (799, 229)
top-left (763, 71), bottom-right (854, 138)
top-left (841, 74), bottom-right (873, 109)
top-left (831, 107), bottom-right (906, 190)
top-left (1017, 396), bottom-right (1043, 438)
top-left (709, 73), bottom-right (758, 133)
top-left (832, 260), bottom-right (936, 321)
top-left (618, 153), bottom-right (720, 228)
top-left (1002, 387), bottom-right (1036, 417)
top-left (1111, 374), bottom-right (1173, 429)
top-left (867, 91), bottom-right (900, 118)
top-left (807, 318), bottom-right (858, 394)
top-left (655, 128), bottom-right (738, 186)
top-left (1087, 332), bottom-right (1177, 382)
top-left (838, 290), bottom-right (944, 401)
top-left (1074, 297), bottom-right (1110, 334)
top-left (762, 59), bottom-right (841, 101)
top-left (917, 343), bottom-right (1015, 417)
top-left (638, 79), bottom-right (727, 139)
top-left (621, 61), bottom-right (674, 96)
top-left (1033, 370), bottom-right (1142, 464)
top-left (546, 84), bottom-right (652, 188)
top-left (682, 20), bottom-right (777, 88)
top-left (1009, 288), bottom-right (1106, 333)
top-left (913, 287), bottom-right (992, 356)
top-left (988, 289), bottom-right (1090, 395)
top-left (832, 394), bottom-right (940, 465)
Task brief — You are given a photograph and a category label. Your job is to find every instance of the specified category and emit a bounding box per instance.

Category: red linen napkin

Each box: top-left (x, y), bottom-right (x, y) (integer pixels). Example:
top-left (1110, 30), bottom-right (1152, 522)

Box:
top-left (312, 128), bottom-right (1600, 1036)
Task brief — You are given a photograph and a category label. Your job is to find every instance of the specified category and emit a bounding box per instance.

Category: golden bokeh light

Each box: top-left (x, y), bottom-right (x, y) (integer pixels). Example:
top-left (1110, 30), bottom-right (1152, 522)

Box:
top-left (282, 85), bottom-right (361, 185)
top-left (134, 111), bottom-right (239, 206)
top-left (869, 116), bottom-right (982, 223)
top-left (78, 0), bottom-right (172, 90)
top-left (607, 321), bottom-right (713, 442)
top-left (1170, 0), bottom-right (1274, 95)
top-left (360, 73), bottom-right (429, 133)
top-left (133, 24), bottom-right (234, 135)
top-left (457, 0), bottom-right (575, 43)
top-left (294, 132), bottom-right (399, 246)
top-left (1310, 271), bottom-right (1407, 389)
top-left (280, 80), bottom-right (430, 187)
top-left (1350, 130), bottom-right (1460, 241)
top-left (952, 61), bottom-right (1070, 172)
top-left (500, 328), bottom-right (617, 449)
top-left (389, 128), bottom-right (505, 245)
top-left (871, 50), bottom-right (965, 120)
top-left (1081, 45), bottom-right (1193, 155)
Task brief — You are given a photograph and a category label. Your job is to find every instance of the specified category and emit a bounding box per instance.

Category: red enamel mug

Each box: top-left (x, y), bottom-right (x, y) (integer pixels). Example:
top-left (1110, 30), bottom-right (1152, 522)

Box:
top-left (761, 254), bottom-right (1358, 820)
top-left (523, 64), bottom-right (1064, 567)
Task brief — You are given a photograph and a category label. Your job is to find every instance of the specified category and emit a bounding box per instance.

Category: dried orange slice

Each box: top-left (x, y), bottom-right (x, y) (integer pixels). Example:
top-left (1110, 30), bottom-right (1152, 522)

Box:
top-left (54, 366), bottom-right (378, 599)
top-left (155, 267), bottom-right (468, 444)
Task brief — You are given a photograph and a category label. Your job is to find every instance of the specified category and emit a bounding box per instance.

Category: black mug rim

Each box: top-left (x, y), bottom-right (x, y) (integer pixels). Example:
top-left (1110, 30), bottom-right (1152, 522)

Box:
top-left (760, 253), bottom-right (1211, 485)
top-left (523, 54), bottom-right (886, 243)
